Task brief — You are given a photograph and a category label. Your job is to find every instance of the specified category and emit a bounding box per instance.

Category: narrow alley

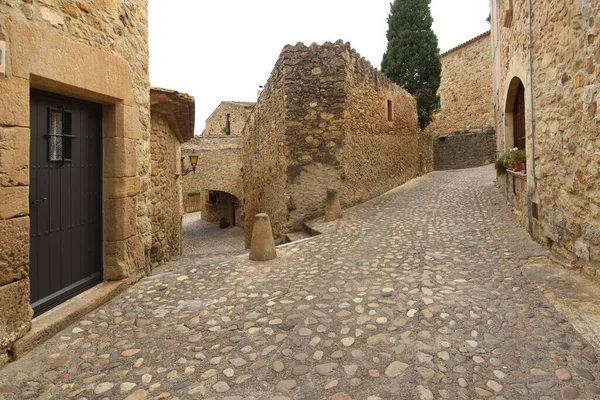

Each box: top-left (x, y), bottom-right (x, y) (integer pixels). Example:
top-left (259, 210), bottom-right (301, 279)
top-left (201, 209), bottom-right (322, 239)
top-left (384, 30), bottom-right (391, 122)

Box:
top-left (1, 166), bottom-right (598, 399)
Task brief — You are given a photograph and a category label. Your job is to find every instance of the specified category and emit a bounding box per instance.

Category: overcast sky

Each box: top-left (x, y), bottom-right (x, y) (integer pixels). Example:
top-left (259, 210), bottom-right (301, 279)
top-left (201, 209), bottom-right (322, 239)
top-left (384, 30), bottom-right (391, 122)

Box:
top-left (148, 1), bottom-right (490, 135)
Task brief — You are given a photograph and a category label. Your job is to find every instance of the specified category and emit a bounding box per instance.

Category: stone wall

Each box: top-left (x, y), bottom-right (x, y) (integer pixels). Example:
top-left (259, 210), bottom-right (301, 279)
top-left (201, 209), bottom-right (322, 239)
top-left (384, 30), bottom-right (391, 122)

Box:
top-left (241, 58), bottom-right (288, 246)
top-left (419, 134), bottom-right (434, 175)
top-left (203, 101), bottom-right (254, 137)
top-left (433, 132), bottom-right (497, 171)
top-left (0, 0), bottom-right (150, 365)
top-left (243, 41), bottom-right (426, 245)
top-left (428, 32), bottom-right (494, 135)
top-left (149, 114), bottom-right (182, 266)
top-left (342, 49), bottom-right (424, 209)
top-left (491, 0), bottom-right (600, 282)
top-left (182, 136), bottom-right (242, 199)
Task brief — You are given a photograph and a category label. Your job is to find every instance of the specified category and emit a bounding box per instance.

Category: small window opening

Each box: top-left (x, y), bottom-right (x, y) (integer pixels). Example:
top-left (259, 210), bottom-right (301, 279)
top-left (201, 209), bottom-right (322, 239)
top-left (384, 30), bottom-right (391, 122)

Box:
top-left (208, 191), bottom-right (218, 205)
top-left (225, 114), bottom-right (231, 135)
top-left (387, 100), bottom-right (393, 121)
top-left (47, 107), bottom-right (74, 163)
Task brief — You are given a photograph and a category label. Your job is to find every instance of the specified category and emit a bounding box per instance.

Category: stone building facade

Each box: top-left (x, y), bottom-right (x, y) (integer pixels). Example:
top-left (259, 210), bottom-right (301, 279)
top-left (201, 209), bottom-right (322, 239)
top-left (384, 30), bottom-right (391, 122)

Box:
top-left (182, 136), bottom-right (243, 226)
top-left (202, 101), bottom-right (254, 137)
top-left (242, 41), bottom-right (433, 245)
top-left (181, 101), bottom-right (252, 227)
top-left (428, 31), bottom-right (494, 135)
top-left (149, 88), bottom-right (194, 266)
top-left (0, 1), bottom-right (192, 364)
top-left (491, 0), bottom-right (600, 282)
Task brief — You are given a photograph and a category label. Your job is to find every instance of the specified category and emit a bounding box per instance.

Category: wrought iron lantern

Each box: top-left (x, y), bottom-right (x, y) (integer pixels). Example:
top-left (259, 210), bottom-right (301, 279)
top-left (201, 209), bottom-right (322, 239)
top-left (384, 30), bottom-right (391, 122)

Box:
top-left (182, 154), bottom-right (199, 176)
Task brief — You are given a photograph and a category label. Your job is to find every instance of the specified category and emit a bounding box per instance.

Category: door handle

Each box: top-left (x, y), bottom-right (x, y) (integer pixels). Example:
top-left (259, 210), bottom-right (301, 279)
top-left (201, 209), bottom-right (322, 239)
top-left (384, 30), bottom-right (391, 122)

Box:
top-left (29, 197), bottom-right (47, 205)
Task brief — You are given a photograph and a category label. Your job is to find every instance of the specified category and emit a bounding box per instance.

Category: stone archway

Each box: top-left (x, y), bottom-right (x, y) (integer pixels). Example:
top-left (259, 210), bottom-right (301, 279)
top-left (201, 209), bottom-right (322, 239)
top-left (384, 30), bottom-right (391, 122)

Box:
top-left (204, 190), bottom-right (242, 228)
top-left (505, 77), bottom-right (527, 150)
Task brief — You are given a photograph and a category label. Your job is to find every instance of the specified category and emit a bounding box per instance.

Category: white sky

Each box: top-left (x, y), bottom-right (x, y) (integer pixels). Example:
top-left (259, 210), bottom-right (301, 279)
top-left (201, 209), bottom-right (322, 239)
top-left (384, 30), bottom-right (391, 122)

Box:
top-left (148, 0), bottom-right (490, 135)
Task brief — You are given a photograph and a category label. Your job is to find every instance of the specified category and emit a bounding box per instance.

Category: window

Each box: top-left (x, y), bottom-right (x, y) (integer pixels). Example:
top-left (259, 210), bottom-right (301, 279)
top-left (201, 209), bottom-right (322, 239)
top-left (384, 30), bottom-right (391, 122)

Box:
top-left (208, 191), bottom-right (218, 205)
top-left (47, 107), bottom-right (74, 163)
top-left (225, 113), bottom-right (231, 135)
top-left (434, 97), bottom-right (442, 112)
top-left (387, 100), bottom-right (393, 121)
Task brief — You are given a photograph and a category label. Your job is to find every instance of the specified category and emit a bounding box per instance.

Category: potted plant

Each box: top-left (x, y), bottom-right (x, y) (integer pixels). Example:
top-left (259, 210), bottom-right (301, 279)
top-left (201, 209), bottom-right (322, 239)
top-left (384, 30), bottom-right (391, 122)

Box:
top-left (496, 148), bottom-right (527, 174)
top-left (219, 217), bottom-right (230, 229)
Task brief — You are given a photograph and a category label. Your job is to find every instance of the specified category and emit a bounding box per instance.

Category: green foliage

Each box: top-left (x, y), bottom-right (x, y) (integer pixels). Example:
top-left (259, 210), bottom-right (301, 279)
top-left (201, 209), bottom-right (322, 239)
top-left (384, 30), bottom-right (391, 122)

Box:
top-left (187, 192), bottom-right (201, 197)
top-left (219, 217), bottom-right (230, 229)
top-left (506, 149), bottom-right (526, 164)
top-left (483, 125), bottom-right (496, 136)
top-left (381, 0), bottom-right (442, 130)
top-left (495, 149), bottom-right (527, 175)
top-left (495, 153), bottom-right (508, 175)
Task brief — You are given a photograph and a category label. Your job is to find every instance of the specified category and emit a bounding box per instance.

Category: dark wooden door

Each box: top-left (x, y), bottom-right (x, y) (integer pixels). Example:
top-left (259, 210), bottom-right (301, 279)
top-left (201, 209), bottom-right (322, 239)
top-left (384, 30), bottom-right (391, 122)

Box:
top-left (30, 90), bottom-right (103, 315)
top-left (513, 82), bottom-right (526, 150)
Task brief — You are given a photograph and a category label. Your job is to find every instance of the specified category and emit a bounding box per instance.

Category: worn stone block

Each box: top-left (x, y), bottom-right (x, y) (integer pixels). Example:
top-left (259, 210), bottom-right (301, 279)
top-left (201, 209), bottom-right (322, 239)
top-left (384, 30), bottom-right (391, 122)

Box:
top-left (104, 196), bottom-right (137, 242)
top-left (104, 138), bottom-right (138, 178)
top-left (95, 0), bottom-right (118, 18)
top-left (0, 217), bottom-right (29, 286)
top-left (0, 187), bottom-right (28, 220)
top-left (0, 76), bottom-right (29, 128)
top-left (575, 240), bottom-right (591, 262)
top-left (104, 177), bottom-right (141, 199)
top-left (105, 235), bottom-right (145, 281)
top-left (0, 279), bottom-right (33, 351)
top-left (105, 104), bottom-right (141, 140)
top-left (0, 126), bottom-right (29, 187)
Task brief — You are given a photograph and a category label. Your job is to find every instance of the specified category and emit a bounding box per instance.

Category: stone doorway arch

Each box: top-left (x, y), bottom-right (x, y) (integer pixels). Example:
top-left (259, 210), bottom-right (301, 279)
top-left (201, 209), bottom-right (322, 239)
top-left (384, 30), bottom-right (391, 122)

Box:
top-left (505, 77), bottom-right (527, 150)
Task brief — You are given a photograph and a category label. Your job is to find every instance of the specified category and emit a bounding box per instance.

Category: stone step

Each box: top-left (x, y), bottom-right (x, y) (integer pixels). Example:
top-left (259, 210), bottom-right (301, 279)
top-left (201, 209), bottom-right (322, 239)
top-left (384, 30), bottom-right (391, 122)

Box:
top-left (284, 231), bottom-right (312, 244)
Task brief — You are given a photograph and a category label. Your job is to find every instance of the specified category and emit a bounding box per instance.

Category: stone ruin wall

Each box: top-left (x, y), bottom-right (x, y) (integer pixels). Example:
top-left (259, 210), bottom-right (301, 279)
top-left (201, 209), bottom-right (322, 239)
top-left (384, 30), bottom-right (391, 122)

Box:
top-left (492, 0), bottom-right (600, 281)
top-left (241, 58), bottom-right (288, 247)
top-left (149, 114), bottom-right (182, 267)
top-left (243, 41), bottom-right (429, 245)
top-left (283, 42), bottom-right (346, 233)
top-left (342, 47), bottom-right (424, 208)
top-left (0, 0), bottom-right (150, 365)
top-left (428, 32), bottom-right (494, 135)
top-left (203, 102), bottom-right (254, 137)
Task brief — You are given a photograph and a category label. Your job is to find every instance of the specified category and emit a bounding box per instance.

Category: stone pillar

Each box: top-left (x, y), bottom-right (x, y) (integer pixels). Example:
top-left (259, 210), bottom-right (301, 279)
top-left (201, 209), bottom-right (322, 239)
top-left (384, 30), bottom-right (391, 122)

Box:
top-left (325, 188), bottom-right (342, 222)
top-left (249, 214), bottom-right (277, 261)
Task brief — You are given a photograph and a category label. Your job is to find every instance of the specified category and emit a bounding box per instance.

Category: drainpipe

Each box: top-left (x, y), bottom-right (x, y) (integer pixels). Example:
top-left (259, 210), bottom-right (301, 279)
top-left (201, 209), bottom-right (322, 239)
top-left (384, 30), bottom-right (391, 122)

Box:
top-left (528, 0), bottom-right (537, 185)
top-left (527, 0), bottom-right (538, 233)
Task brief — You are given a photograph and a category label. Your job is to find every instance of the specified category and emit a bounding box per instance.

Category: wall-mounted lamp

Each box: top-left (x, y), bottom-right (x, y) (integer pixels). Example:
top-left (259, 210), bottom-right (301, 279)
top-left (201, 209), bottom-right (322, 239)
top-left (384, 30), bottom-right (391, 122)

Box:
top-left (182, 154), bottom-right (199, 176)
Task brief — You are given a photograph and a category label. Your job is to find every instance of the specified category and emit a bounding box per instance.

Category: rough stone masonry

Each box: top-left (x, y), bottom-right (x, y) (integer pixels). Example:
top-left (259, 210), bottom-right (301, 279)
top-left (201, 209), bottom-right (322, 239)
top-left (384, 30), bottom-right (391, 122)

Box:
top-left (242, 40), bottom-right (434, 246)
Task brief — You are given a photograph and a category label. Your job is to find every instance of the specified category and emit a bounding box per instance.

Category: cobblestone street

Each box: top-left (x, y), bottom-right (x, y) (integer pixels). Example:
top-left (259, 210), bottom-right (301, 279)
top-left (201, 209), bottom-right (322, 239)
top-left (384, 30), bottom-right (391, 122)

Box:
top-left (1, 166), bottom-right (599, 399)
top-left (182, 212), bottom-right (246, 258)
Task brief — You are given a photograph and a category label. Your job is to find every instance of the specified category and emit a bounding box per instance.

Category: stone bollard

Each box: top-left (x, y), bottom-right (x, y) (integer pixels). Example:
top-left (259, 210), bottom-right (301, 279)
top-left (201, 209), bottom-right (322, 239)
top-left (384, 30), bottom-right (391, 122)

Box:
top-left (325, 188), bottom-right (342, 222)
top-left (249, 213), bottom-right (277, 261)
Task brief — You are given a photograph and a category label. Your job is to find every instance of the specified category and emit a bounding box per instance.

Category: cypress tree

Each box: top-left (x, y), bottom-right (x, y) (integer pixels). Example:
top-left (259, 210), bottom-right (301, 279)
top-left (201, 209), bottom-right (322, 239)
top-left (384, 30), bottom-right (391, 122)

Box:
top-left (382, 0), bottom-right (442, 130)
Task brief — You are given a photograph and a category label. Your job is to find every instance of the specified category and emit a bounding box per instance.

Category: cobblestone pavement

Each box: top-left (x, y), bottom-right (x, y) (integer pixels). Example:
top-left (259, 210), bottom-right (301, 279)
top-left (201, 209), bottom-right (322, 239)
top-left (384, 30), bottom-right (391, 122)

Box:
top-left (1, 166), bottom-right (600, 400)
top-left (182, 212), bottom-right (246, 257)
